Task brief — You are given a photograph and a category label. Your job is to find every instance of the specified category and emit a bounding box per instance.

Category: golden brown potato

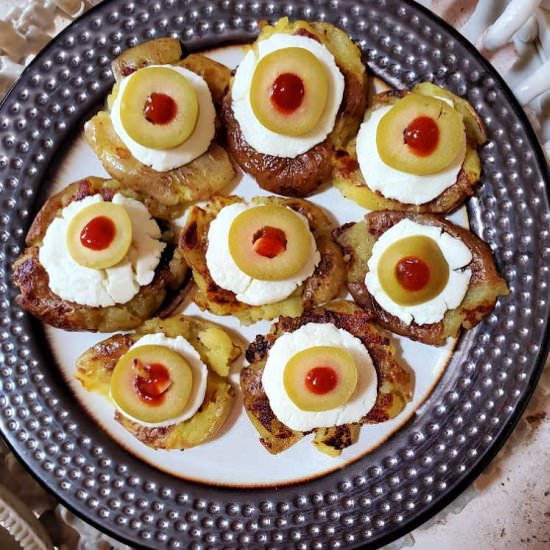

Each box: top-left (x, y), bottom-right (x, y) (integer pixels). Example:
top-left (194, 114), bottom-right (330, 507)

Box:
top-left (179, 195), bottom-right (346, 325)
top-left (136, 316), bottom-right (241, 377)
top-left (222, 17), bottom-right (368, 197)
top-left (12, 177), bottom-right (188, 332)
top-left (85, 38), bottom-right (235, 218)
top-left (332, 86), bottom-right (486, 214)
top-left (116, 372), bottom-right (234, 450)
top-left (112, 37), bottom-right (183, 81)
top-left (334, 211), bottom-right (509, 345)
top-left (313, 424), bottom-right (361, 457)
top-left (176, 54), bottom-right (232, 107)
top-left (240, 363), bottom-right (303, 454)
top-left (76, 315), bottom-right (240, 450)
top-left (241, 301), bottom-right (414, 455)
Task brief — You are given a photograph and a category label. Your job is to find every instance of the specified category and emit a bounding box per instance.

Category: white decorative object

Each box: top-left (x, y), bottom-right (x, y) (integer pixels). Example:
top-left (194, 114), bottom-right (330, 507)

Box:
top-left (514, 58), bottom-right (550, 105)
top-left (0, 484), bottom-right (51, 550)
top-left (482, 0), bottom-right (543, 51)
top-left (0, 56), bottom-right (23, 96)
top-left (0, 0), bottom-right (96, 91)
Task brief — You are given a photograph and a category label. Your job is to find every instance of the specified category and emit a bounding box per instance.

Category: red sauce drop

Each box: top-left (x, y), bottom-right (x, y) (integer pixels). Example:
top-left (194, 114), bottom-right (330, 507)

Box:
top-left (144, 92), bottom-right (177, 125)
top-left (403, 116), bottom-right (439, 156)
top-left (252, 226), bottom-right (287, 258)
top-left (80, 216), bottom-right (116, 251)
top-left (132, 360), bottom-right (172, 406)
top-left (395, 256), bottom-right (431, 291)
top-left (270, 73), bottom-right (305, 114)
top-left (305, 366), bottom-right (338, 395)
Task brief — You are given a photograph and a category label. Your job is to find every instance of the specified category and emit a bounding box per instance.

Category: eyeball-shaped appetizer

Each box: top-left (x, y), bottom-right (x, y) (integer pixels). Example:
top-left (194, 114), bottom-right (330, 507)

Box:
top-left (334, 211), bottom-right (509, 345)
top-left (241, 302), bottom-right (414, 456)
top-left (222, 17), bottom-right (368, 197)
top-left (333, 82), bottom-right (488, 214)
top-left (179, 195), bottom-right (346, 325)
top-left (85, 38), bottom-right (236, 219)
top-left (76, 315), bottom-right (240, 450)
top-left (12, 177), bottom-right (188, 332)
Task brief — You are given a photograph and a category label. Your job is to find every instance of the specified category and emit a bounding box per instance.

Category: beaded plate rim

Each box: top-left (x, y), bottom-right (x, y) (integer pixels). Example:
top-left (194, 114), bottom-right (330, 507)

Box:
top-left (0, 0), bottom-right (549, 548)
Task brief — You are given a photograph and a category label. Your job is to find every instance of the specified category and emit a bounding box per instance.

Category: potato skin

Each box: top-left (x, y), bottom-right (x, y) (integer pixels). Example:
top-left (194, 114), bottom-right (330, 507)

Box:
top-left (241, 301), bottom-right (414, 455)
top-left (222, 18), bottom-right (368, 197)
top-left (334, 210), bottom-right (509, 345)
top-left (75, 315), bottom-right (239, 450)
top-left (112, 39), bottom-right (231, 107)
top-left (332, 88), bottom-right (484, 214)
top-left (179, 194), bottom-right (346, 325)
top-left (222, 99), bottom-right (333, 198)
top-left (12, 177), bottom-right (188, 332)
top-left (85, 38), bottom-right (236, 217)
top-left (85, 115), bottom-right (236, 218)
top-left (111, 37), bottom-right (183, 81)
top-left (116, 372), bottom-right (234, 450)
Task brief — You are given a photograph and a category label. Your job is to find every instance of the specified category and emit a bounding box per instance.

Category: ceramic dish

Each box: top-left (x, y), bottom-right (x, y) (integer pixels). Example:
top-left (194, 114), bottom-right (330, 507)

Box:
top-left (0, 1), bottom-right (549, 548)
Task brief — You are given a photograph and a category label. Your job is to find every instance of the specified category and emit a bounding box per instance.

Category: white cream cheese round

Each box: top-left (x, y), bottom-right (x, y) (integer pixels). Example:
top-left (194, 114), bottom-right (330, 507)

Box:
top-left (355, 104), bottom-right (467, 205)
top-left (112, 333), bottom-right (208, 428)
top-left (205, 202), bottom-right (320, 306)
top-left (365, 219), bottom-right (473, 325)
top-left (39, 193), bottom-right (165, 307)
top-left (111, 65), bottom-right (216, 172)
top-left (262, 322), bottom-right (378, 431)
top-left (231, 33), bottom-right (345, 158)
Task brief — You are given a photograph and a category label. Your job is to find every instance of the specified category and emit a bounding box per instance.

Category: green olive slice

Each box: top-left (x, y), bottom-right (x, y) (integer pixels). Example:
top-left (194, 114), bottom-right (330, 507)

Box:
top-left (228, 205), bottom-right (312, 281)
top-left (377, 235), bottom-right (449, 306)
top-left (120, 66), bottom-right (199, 150)
top-left (111, 344), bottom-right (193, 424)
top-left (284, 346), bottom-right (358, 411)
top-left (250, 47), bottom-right (328, 136)
top-left (376, 93), bottom-right (465, 175)
top-left (66, 201), bottom-right (132, 270)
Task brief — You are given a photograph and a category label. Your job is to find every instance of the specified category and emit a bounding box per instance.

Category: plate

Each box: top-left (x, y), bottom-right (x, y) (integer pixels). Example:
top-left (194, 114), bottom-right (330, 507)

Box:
top-left (44, 46), bottom-right (467, 489)
top-left (0, 0), bottom-right (549, 548)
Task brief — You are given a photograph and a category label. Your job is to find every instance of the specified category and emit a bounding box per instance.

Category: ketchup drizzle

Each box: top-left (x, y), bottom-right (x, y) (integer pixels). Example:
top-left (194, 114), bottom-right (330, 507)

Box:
top-left (252, 226), bottom-right (287, 258)
top-left (403, 116), bottom-right (439, 157)
top-left (80, 216), bottom-right (116, 251)
top-left (144, 93), bottom-right (178, 125)
top-left (270, 73), bottom-right (305, 114)
top-left (305, 366), bottom-right (338, 395)
top-left (132, 359), bottom-right (172, 406)
top-left (395, 256), bottom-right (431, 291)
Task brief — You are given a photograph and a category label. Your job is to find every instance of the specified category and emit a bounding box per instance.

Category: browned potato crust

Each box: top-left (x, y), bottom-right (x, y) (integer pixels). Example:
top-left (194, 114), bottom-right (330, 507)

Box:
top-left (111, 37), bottom-right (183, 81)
top-left (85, 38), bottom-right (236, 217)
top-left (332, 89), bottom-right (485, 214)
top-left (334, 211), bottom-right (509, 345)
top-left (12, 177), bottom-right (188, 332)
top-left (179, 195), bottom-right (346, 324)
top-left (116, 372), bottom-right (233, 450)
top-left (241, 301), bottom-right (414, 455)
top-left (222, 18), bottom-right (368, 197)
top-left (75, 315), bottom-right (239, 450)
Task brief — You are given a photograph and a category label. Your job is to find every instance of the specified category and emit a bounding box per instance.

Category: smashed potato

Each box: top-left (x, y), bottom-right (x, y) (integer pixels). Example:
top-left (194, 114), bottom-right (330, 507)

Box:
top-left (12, 177), bottom-right (188, 332)
top-left (333, 85), bottom-right (486, 214)
top-left (85, 38), bottom-right (235, 218)
top-left (76, 315), bottom-right (240, 450)
top-left (334, 211), bottom-right (509, 345)
top-left (179, 195), bottom-right (346, 325)
top-left (222, 17), bottom-right (368, 197)
top-left (241, 301), bottom-right (414, 456)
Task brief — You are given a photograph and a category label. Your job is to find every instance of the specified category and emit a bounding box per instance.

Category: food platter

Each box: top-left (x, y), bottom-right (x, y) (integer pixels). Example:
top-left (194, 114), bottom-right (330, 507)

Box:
top-left (0, 0), bottom-right (549, 548)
